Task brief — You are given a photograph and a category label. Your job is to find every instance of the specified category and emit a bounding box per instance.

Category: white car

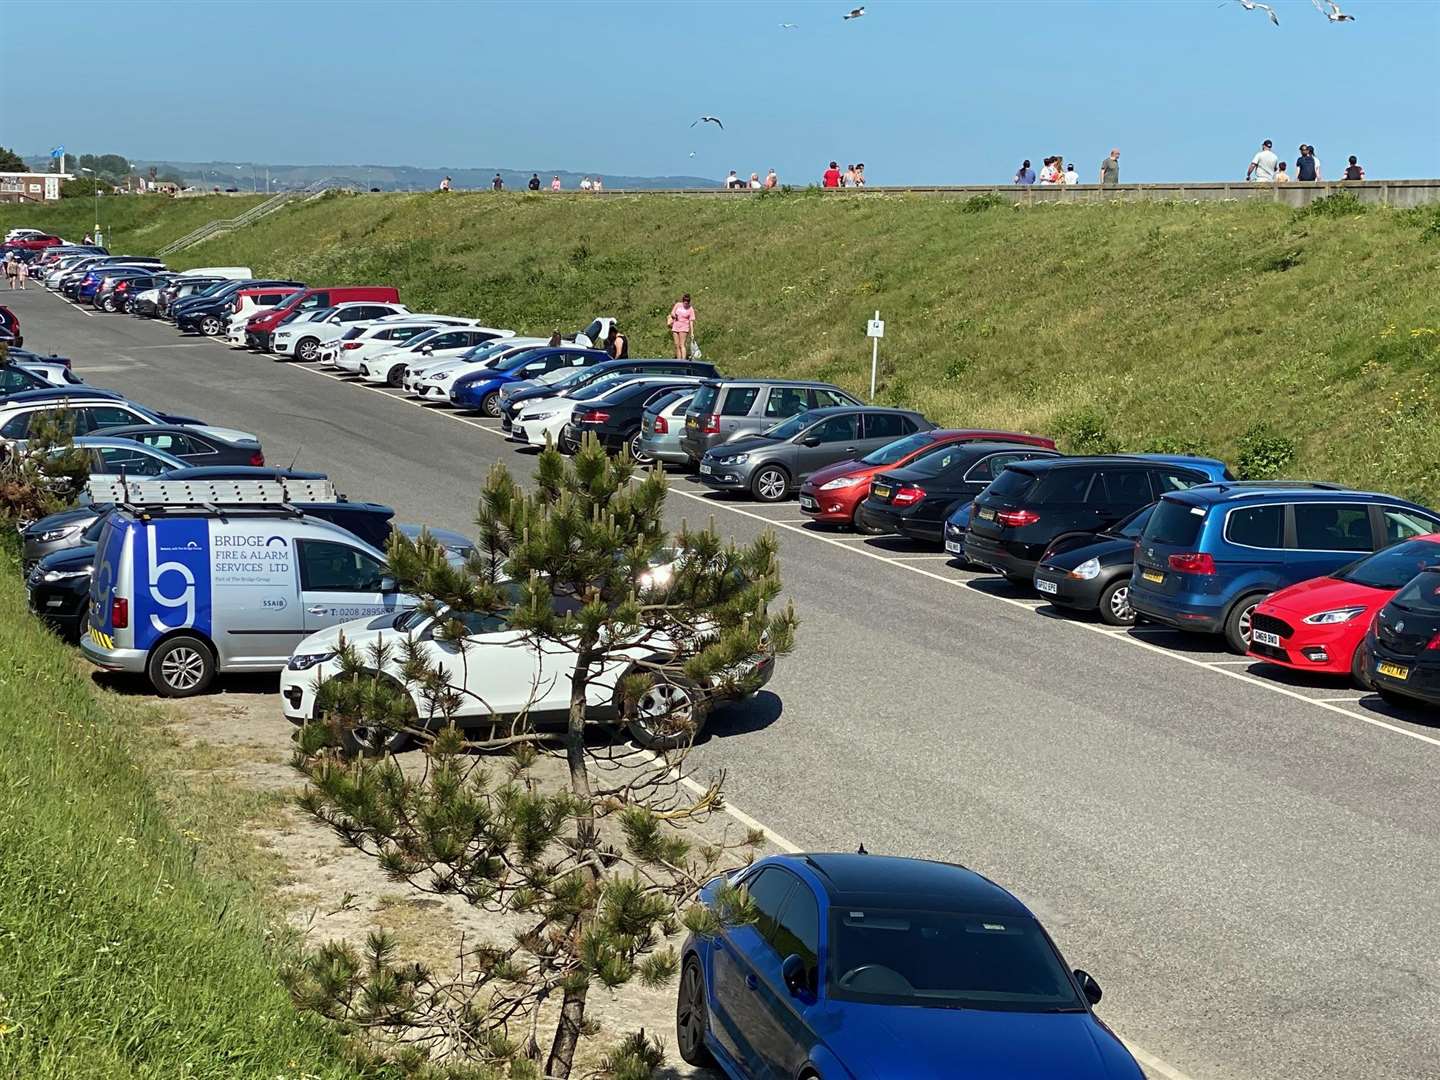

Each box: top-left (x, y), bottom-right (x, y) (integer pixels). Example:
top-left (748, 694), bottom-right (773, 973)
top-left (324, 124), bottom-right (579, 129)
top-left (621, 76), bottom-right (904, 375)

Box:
top-left (271, 302), bottom-right (411, 361)
top-left (223, 287), bottom-right (307, 347)
top-left (358, 326), bottom-right (512, 386)
top-left (278, 584), bottom-right (774, 752)
top-left (510, 375), bottom-right (687, 448)
top-left (407, 338), bottom-right (552, 400)
top-left (319, 315), bottom-right (488, 367)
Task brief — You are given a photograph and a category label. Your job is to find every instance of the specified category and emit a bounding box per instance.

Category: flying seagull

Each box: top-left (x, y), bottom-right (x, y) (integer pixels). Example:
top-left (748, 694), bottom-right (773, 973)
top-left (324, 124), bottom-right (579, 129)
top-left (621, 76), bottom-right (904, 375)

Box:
top-left (780, 22), bottom-right (799, 29)
top-left (844, 6), bottom-right (865, 20)
top-left (1223, 0), bottom-right (1279, 26)
top-left (690, 116), bottom-right (724, 130)
top-left (1311, 0), bottom-right (1355, 20)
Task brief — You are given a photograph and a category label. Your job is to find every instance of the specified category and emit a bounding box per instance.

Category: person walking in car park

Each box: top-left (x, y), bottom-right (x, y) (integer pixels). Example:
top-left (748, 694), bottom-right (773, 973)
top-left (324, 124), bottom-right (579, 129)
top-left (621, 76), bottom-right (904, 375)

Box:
top-left (1343, 155), bottom-right (1365, 180)
top-left (667, 294), bottom-right (696, 360)
top-left (16, 259), bottom-right (27, 290)
top-left (764, 168), bottom-right (778, 189)
top-left (1274, 160), bottom-right (1291, 183)
top-left (1098, 149), bottom-right (1120, 186)
top-left (608, 323), bottom-right (629, 360)
top-left (550, 175), bottom-right (562, 191)
top-left (1295, 145), bottom-right (1320, 182)
top-left (1014, 159), bottom-right (1035, 185)
top-left (528, 173), bottom-right (541, 191)
top-left (823, 161), bottom-right (842, 188)
top-left (1246, 139), bottom-right (1278, 182)
top-left (492, 173), bottom-right (504, 191)
top-left (4, 253), bottom-right (16, 289)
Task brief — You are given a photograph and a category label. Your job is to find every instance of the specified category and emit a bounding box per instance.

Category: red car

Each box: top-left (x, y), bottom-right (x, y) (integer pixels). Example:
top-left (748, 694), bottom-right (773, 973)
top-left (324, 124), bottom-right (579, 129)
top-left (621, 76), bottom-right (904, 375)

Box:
top-left (2, 234), bottom-right (62, 251)
top-left (1248, 533), bottom-right (1440, 682)
top-left (798, 429), bottom-right (1056, 528)
top-left (0, 304), bottom-right (20, 347)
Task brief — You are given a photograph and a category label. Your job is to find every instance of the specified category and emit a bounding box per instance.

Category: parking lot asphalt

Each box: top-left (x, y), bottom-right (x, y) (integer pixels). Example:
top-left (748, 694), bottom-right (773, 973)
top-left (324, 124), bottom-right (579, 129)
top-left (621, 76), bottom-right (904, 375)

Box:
top-left (14, 288), bottom-right (1440, 1080)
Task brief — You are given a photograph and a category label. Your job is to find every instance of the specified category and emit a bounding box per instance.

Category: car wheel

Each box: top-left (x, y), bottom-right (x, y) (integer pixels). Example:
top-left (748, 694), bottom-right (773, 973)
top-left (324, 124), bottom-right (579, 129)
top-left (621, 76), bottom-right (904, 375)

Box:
top-left (321, 671), bottom-right (417, 756)
top-left (751, 465), bottom-right (790, 503)
top-left (147, 635), bottom-right (216, 697)
top-left (1350, 646), bottom-right (1371, 691)
top-left (624, 674), bottom-right (707, 751)
top-left (676, 956), bottom-right (716, 1067)
top-left (296, 338), bottom-right (320, 362)
top-left (1223, 593), bottom-right (1267, 655)
top-left (480, 391), bottom-right (502, 418)
top-left (626, 428), bottom-right (652, 464)
top-left (100, 295), bottom-right (116, 312)
top-left (385, 364), bottom-right (404, 387)
top-left (1098, 578), bottom-right (1135, 627)
top-left (199, 314), bottom-right (224, 336)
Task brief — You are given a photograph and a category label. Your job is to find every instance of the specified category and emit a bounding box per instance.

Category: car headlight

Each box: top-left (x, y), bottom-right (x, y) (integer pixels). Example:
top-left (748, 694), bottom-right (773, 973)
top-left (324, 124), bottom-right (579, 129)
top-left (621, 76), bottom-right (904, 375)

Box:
top-left (42, 565), bottom-right (92, 582)
top-left (287, 651), bottom-right (336, 671)
top-left (34, 525), bottom-right (81, 543)
top-left (819, 476), bottom-right (863, 491)
top-left (435, 371), bottom-right (454, 382)
top-left (1302, 606), bottom-right (1367, 625)
top-left (1067, 557), bottom-right (1102, 581)
top-left (718, 453), bottom-right (749, 465)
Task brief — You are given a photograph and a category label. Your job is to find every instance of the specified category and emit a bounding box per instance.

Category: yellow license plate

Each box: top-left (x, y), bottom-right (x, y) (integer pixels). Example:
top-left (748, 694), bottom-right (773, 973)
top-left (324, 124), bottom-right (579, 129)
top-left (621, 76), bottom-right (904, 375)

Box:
top-left (1377, 661), bottom-right (1409, 680)
top-left (1141, 570), bottom-right (1165, 584)
top-left (872, 484), bottom-right (892, 499)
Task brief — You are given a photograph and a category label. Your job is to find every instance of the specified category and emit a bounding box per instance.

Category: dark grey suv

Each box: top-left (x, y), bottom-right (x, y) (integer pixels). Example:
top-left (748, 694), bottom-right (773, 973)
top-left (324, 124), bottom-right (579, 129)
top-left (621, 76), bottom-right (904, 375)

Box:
top-left (698, 406), bottom-right (935, 502)
top-left (680, 379), bottom-right (862, 465)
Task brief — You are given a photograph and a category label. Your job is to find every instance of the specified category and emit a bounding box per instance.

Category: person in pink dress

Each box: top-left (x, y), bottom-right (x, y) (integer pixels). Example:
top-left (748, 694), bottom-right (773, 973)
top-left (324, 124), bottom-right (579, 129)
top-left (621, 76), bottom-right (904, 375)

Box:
top-left (667, 294), bottom-right (696, 359)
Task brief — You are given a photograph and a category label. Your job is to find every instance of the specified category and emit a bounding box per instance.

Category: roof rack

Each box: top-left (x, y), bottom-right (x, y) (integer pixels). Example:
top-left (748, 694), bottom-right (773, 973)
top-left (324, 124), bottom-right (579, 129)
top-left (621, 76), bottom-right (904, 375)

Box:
top-left (88, 476), bottom-right (338, 506)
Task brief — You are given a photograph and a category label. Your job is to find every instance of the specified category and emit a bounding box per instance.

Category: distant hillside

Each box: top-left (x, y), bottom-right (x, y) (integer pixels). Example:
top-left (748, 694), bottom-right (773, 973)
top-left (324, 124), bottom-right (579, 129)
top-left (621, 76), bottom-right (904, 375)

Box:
top-left (21, 156), bottom-right (720, 192)
top-left (5, 189), bottom-right (1437, 503)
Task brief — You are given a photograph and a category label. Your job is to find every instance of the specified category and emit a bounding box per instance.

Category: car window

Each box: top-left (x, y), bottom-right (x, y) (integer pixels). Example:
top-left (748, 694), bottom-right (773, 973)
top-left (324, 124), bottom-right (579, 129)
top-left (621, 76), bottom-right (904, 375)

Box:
top-left (81, 406), bottom-right (143, 433)
top-left (1339, 538), bottom-right (1440, 590)
top-left (1293, 503), bottom-right (1372, 552)
top-left (743, 868), bottom-right (797, 953)
top-left (297, 540), bottom-right (386, 592)
top-left (771, 883), bottom-right (821, 988)
top-left (0, 412), bottom-right (31, 438)
top-left (807, 414), bottom-right (859, 444)
top-left (862, 412), bottom-right (907, 441)
top-left (719, 386), bottom-right (759, 417)
top-left (1, 367), bottom-right (41, 393)
top-left (1102, 469), bottom-right (1154, 505)
top-left (134, 431), bottom-right (179, 452)
top-left (1382, 507), bottom-right (1439, 545)
top-left (1226, 504), bottom-right (1284, 548)
top-left (1391, 570), bottom-right (1440, 615)
top-left (908, 445), bottom-right (971, 478)
top-left (966, 452), bottom-right (1035, 483)
top-left (1156, 469), bottom-right (1207, 493)
top-left (96, 446), bottom-right (169, 476)
top-left (814, 389), bottom-right (854, 408)
top-left (1145, 499), bottom-right (1204, 546)
top-left (764, 386), bottom-right (812, 419)
top-left (1032, 469), bottom-right (1093, 504)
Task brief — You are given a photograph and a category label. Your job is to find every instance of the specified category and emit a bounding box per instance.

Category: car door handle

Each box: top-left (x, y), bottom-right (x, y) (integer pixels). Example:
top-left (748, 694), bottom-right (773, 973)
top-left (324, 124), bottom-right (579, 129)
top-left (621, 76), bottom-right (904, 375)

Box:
top-left (843, 446), bottom-right (857, 453)
top-left (306, 606), bottom-right (327, 615)
top-left (745, 974), bottom-right (758, 991)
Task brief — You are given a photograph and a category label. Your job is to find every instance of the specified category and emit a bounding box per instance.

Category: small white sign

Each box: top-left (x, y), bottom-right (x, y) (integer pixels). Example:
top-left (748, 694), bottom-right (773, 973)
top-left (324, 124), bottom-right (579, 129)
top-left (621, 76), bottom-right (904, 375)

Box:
top-left (866, 318), bottom-right (885, 339)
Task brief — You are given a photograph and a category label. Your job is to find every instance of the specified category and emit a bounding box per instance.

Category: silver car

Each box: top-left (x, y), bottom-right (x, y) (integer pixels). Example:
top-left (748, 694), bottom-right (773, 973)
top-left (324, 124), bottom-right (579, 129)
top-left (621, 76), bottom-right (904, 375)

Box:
top-left (637, 389), bottom-right (696, 467)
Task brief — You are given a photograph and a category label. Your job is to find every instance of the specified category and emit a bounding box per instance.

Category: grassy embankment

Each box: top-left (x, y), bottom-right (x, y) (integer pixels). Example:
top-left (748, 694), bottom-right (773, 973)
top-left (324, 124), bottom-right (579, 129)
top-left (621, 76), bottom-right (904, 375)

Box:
top-left (0, 533), bottom-right (378, 1080)
top-left (9, 192), bottom-right (266, 254)
top-left (6, 190), bottom-right (1439, 500)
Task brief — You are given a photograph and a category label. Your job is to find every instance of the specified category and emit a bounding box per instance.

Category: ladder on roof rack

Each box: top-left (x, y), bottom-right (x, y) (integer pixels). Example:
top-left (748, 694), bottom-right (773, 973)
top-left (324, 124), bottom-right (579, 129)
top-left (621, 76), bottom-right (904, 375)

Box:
top-left (87, 476), bottom-right (338, 506)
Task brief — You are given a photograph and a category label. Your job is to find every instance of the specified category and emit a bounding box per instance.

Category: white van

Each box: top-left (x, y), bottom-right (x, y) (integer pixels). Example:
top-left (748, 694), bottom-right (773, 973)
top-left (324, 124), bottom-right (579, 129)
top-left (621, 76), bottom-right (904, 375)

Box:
top-left (180, 267), bottom-right (253, 280)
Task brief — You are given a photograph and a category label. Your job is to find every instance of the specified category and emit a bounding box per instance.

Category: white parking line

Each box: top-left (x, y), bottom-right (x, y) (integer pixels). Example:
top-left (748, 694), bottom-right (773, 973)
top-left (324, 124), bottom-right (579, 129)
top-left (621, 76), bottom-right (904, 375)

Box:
top-left (889, 554), bottom-right (960, 561)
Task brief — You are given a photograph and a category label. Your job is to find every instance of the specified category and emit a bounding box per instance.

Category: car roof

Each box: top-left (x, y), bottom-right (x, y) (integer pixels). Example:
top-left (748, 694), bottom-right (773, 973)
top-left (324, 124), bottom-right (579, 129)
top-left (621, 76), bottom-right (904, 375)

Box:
top-left (797, 404), bottom-right (921, 418)
top-left (783, 853), bottom-right (1029, 916)
top-left (85, 423), bottom-right (248, 445)
top-left (159, 466), bottom-right (325, 480)
top-left (1162, 480), bottom-right (1391, 505)
top-left (700, 377), bottom-right (842, 389)
top-left (895, 440), bottom-right (1059, 459)
top-left (1007, 454), bottom-right (1221, 474)
top-left (1, 387), bottom-right (126, 404)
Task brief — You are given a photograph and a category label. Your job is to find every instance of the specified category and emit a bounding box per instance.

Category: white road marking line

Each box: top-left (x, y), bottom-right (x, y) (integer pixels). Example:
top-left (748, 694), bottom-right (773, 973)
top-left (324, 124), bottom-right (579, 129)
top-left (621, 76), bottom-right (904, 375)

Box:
top-left (1317, 696), bottom-right (1366, 703)
top-left (888, 554), bottom-right (957, 561)
top-left (1123, 1040), bottom-right (1195, 1080)
top-left (47, 290), bottom-right (94, 317)
top-left (125, 343), bottom-right (209, 350)
top-left (1206, 660), bottom-right (1256, 666)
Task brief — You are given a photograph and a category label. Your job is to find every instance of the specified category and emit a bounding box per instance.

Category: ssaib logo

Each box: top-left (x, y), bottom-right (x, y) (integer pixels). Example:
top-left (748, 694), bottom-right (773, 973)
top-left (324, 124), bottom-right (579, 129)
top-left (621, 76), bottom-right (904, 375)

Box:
top-left (146, 523), bottom-right (196, 633)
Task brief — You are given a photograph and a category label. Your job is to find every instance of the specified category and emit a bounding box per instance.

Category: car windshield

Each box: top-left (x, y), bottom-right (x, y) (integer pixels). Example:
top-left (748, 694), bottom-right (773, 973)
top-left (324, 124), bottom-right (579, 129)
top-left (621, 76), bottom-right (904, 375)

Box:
top-left (1339, 539), bottom-right (1440, 591)
top-left (1108, 504), bottom-right (1155, 540)
top-left (1144, 499), bottom-right (1205, 547)
top-left (459, 340), bottom-right (512, 363)
top-left (571, 374), bottom-right (641, 401)
top-left (645, 389), bottom-right (690, 414)
top-left (1390, 570), bottom-right (1440, 614)
top-left (404, 328), bottom-right (444, 350)
top-left (983, 468), bottom-right (1037, 501)
top-left (829, 909), bottom-right (1084, 1012)
top-left (493, 348), bottom-right (547, 372)
top-left (82, 515), bottom-right (107, 542)
top-left (861, 432), bottom-right (936, 467)
top-left (537, 365), bottom-right (582, 385)
top-left (761, 410), bottom-right (821, 441)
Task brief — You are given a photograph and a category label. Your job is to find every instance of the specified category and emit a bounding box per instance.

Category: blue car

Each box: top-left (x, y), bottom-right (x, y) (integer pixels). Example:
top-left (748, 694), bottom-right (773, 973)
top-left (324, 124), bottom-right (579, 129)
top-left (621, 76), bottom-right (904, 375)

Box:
top-left (1129, 481), bottom-right (1440, 653)
top-left (448, 346), bottom-right (614, 416)
top-left (942, 454), bottom-right (1232, 564)
top-left (678, 852), bottom-right (1142, 1080)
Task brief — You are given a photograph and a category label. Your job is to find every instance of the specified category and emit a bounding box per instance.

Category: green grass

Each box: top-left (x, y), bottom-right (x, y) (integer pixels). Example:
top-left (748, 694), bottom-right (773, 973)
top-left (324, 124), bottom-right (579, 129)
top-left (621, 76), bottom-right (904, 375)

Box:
top-left (0, 533), bottom-right (380, 1079)
top-left (6, 192), bottom-right (266, 254)
top-left (6, 190), bottom-right (1440, 501)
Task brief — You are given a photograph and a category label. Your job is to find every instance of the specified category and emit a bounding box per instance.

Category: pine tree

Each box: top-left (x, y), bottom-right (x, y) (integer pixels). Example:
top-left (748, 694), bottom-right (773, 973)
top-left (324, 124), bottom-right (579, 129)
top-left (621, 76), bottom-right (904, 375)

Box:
top-left (290, 438), bottom-right (795, 1075)
top-left (0, 347), bottom-right (92, 523)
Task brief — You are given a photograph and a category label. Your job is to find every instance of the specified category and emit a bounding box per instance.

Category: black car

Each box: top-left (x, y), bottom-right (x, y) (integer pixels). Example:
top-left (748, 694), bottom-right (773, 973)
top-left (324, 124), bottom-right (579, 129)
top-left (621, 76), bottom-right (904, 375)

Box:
top-left (964, 456), bottom-right (1216, 586)
top-left (1359, 568), bottom-right (1440, 709)
top-left (559, 377), bottom-right (704, 460)
top-left (500, 359), bottom-right (721, 433)
top-left (158, 276), bottom-right (226, 317)
top-left (94, 271), bottom-right (161, 313)
top-left (1032, 504), bottom-right (1155, 625)
top-left (88, 423), bottom-right (265, 467)
top-left (860, 442), bottom-right (1060, 544)
top-left (27, 530), bottom-right (102, 641)
top-left (172, 279), bottom-right (305, 335)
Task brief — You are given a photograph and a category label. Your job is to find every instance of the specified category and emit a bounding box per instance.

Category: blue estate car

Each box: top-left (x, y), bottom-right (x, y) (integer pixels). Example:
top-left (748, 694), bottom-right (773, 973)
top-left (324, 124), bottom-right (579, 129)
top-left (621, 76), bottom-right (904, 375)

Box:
top-left (678, 853), bottom-right (1142, 1080)
top-left (449, 346), bottom-right (614, 416)
top-left (1129, 481), bottom-right (1440, 653)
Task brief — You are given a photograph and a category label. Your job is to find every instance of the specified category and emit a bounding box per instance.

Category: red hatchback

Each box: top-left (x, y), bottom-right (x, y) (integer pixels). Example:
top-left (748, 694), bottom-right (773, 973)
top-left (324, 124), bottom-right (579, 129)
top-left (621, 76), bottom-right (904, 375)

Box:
top-left (798, 429), bottom-right (1056, 528)
top-left (1248, 534), bottom-right (1440, 683)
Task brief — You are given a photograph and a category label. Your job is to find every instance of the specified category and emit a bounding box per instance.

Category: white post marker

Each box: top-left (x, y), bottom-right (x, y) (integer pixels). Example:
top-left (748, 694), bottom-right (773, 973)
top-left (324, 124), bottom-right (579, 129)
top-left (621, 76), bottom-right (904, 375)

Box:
top-left (866, 310), bottom-right (885, 400)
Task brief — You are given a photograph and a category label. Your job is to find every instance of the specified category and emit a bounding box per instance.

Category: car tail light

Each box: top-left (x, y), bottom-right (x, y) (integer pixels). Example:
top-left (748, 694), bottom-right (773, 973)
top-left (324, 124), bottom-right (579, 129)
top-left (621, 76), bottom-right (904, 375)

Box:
top-left (1168, 552), bottom-right (1216, 575)
top-left (996, 508), bottom-right (1040, 528)
top-left (891, 484), bottom-right (926, 507)
top-left (577, 410), bottom-right (610, 424)
top-left (701, 413), bottom-right (721, 434)
top-left (111, 597), bottom-right (129, 629)
top-left (653, 415), bottom-right (669, 434)
top-left (249, 450), bottom-right (265, 466)
top-left (1426, 632), bottom-right (1440, 651)
top-left (116, 281), bottom-right (130, 291)
top-left (342, 341), bottom-right (363, 350)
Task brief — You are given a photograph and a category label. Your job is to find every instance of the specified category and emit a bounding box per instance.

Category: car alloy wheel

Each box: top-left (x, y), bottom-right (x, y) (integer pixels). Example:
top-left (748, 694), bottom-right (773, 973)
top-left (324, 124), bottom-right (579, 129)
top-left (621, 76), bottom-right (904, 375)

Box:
top-left (626, 676), bottom-right (704, 750)
top-left (100, 295), bottom-right (117, 312)
top-left (147, 635), bottom-right (215, 697)
top-left (1099, 579), bottom-right (1134, 627)
top-left (480, 391), bottom-right (502, 418)
top-left (1223, 593), bottom-right (1266, 655)
top-left (628, 431), bottom-right (653, 464)
top-left (676, 958), bottom-right (715, 1067)
top-left (752, 466), bottom-right (789, 503)
top-left (386, 365), bottom-right (404, 387)
top-left (296, 338), bottom-right (319, 362)
top-left (200, 315), bottom-right (223, 336)
top-left (162, 647), bottom-right (206, 690)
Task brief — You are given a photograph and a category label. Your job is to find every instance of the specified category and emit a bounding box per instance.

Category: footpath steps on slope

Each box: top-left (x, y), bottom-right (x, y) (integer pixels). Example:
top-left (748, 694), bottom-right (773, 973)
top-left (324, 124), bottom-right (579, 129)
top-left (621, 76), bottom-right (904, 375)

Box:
top-left (158, 177), bottom-right (337, 255)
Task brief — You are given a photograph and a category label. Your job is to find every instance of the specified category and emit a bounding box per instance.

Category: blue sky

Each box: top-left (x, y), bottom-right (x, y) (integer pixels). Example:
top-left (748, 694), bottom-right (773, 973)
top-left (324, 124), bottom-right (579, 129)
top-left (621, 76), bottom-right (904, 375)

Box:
top-left (8, 0), bottom-right (1438, 183)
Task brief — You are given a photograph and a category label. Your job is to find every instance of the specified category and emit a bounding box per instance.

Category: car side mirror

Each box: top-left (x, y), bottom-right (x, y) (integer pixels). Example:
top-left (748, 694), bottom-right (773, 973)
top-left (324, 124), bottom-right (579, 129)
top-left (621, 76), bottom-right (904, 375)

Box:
top-left (800, 436), bottom-right (822, 448)
top-left (379, 575), bottom-right (398, 594)
top-left (1074, 969), bottom-right (1102, 1006)
top-left (781, 954), bottom-right (809, 998)
top-left (420, 345), bottom-right (434, 355)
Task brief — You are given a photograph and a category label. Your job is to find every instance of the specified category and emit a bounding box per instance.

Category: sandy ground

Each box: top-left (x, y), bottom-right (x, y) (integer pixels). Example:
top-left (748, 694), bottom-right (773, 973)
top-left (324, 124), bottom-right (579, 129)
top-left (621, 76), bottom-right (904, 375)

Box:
top-left (150, 674), bottom-right (735, 1077)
